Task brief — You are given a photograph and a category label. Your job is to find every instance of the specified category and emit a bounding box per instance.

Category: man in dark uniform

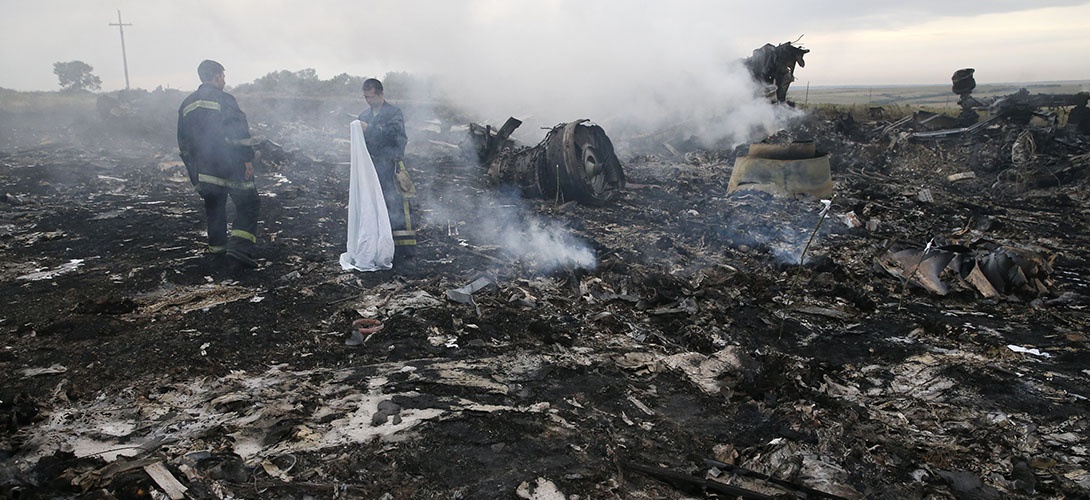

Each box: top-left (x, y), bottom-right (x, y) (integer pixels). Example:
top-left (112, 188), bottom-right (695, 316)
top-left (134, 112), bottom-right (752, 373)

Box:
top-left (1068, 92), bottom-right (1090, 135)
top-left (177, 60), bottom-right (261, 268)
top-left (358, 78), bottom-right (416, 265)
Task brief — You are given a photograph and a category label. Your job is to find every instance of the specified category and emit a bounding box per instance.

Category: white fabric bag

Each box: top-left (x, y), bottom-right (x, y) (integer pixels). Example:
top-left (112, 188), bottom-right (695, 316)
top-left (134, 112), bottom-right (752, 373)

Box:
top-left (339, 120), bottom-right (394, 271)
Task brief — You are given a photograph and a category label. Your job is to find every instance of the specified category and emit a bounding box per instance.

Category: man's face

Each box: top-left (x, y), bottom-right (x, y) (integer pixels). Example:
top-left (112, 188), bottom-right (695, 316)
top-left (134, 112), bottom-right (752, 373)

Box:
top-left (364, 89), bottom-right (384, 108)
top-left (211, 72), bottom-right (226, 90)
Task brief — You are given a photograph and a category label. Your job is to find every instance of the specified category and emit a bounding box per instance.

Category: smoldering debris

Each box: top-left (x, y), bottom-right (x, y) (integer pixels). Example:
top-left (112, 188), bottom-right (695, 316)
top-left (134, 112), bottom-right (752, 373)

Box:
top-left (744, 40), bottom-right (810, 104)
top-left (2, 83), bottom-right (1090, 500)
top-left (467, 118), bottom-right (626, 206)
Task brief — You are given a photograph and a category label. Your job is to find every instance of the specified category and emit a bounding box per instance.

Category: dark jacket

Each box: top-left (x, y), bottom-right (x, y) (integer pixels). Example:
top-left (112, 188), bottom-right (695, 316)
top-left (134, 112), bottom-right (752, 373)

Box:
top-left (177, 83), bottom-right (255, 184)
top-left (1070, 104), bottom-right (1090, 135)
top-left (358, 103), bottom-right (407, 168)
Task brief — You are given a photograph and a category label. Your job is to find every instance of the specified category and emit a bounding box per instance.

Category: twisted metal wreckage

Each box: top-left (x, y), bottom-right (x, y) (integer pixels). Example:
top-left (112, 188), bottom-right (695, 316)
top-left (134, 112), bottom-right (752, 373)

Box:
top-left (744, 39), bottom-right (810, 104)
top-left (886, 68), bottom-right (1090, 141)
top-left (456, 40), bottom-right (813, 207)
top-left (464, 117), bottom-right (627, 206)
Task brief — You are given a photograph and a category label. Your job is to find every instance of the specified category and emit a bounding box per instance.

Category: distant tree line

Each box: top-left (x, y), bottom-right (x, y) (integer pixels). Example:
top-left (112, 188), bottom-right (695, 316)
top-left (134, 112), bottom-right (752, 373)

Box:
top-left (47, 61), bottom-right (435, 101)
top-left (232, 69), bottom-right (435, 100)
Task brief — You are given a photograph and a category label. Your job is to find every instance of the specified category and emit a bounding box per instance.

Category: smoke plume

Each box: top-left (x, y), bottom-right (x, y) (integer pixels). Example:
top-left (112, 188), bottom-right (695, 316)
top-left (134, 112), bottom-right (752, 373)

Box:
top-left (424, 186), bottom-right (597, 274)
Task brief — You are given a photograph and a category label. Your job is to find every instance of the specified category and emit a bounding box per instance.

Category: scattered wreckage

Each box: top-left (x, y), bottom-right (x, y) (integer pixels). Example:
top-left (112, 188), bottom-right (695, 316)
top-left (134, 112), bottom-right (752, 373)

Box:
top-left (866, 70), bottom-right (1090, 198)
top-left (878, 239), bottom-right (1055, 298)
top-left (464, 117), bottom-right (626, 205)
top-left (4, 76), bottom-right (1090, 499)
top-left (886, 68), bottom-right (1090, 141)
top-left (744, 39), bottom-right (809, 103)
top-left (952, 68), bottom-right (1089, 127)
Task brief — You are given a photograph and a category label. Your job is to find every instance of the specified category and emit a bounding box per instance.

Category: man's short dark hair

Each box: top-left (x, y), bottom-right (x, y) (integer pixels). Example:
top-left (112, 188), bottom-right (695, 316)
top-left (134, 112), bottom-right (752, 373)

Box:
top-left (198, 60), bottom-right (225, 83)
top-left (362, 78), bottom-right (384, 94)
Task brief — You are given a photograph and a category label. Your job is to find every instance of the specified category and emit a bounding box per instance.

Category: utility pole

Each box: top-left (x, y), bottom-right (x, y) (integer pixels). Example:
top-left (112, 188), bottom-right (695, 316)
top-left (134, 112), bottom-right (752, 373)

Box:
top-left (109, 9), bottom-right (132, 90)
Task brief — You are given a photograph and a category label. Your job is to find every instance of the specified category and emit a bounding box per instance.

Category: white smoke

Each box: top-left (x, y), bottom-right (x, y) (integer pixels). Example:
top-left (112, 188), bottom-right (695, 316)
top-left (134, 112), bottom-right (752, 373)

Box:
top-left (426, 187), bottom-right (597, 273)
top-left (495, 215), bottom-right (597, 272)
top-left (767, 199), bottom-right (832, 265)
top-left (366, 2), bottom-right (808, 149)
top-left (769, 226), bottom-right (809, 265)
top-left (428, 43), bottom-right (801, 150)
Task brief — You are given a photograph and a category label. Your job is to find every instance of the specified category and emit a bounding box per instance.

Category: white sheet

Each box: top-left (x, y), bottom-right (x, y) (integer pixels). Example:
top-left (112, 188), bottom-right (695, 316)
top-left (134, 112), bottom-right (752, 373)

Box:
top-left (339, 120), bottom-right (394, 271)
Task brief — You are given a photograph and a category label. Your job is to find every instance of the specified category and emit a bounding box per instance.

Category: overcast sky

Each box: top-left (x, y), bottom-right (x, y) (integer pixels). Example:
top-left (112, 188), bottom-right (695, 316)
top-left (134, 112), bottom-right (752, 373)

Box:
top-left (3, 0), bottom-right (1089, 137)
top-left (3, 0), bottom-right (1089, 93)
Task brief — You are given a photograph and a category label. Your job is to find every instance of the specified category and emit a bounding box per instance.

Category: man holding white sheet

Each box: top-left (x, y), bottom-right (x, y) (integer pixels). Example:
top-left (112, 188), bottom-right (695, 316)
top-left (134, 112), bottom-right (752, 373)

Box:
top-left (358, 78), bottom-right (417, 267)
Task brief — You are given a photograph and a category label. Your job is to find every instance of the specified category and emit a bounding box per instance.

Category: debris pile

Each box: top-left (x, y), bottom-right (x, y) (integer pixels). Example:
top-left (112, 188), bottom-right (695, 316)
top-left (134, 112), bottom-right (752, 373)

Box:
top-left (744, 40), bottom-right (809, 103)
top-left (878, 240), bottom-right (1054, 297)
top-left (1, 86), bottom-right (1089, 498)
top-left (469, 118), bottom-right (626, 206)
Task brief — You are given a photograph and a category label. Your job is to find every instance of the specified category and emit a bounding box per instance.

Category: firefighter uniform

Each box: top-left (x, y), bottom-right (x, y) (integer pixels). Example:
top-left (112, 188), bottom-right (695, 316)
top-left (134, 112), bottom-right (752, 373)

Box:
top-left (177, 83), bottom-right (261, 264)
top-left (359, 103), bottom-right (416, 256)
top-left (1069, 97), bottom-right (1090, 135)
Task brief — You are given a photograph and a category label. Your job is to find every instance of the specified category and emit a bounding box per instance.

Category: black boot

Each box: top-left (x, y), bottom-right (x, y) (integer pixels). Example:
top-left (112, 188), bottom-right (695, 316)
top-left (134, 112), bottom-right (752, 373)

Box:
top-left (226, 249), bottom-right (258, 268)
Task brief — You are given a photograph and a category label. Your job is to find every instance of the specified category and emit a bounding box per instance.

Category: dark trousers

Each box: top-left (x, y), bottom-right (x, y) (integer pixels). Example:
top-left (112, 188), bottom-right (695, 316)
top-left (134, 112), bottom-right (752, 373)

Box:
top-left (200, 183), bottom-right (260, 257)
top-left (374, 158), bottom-right (416, 256)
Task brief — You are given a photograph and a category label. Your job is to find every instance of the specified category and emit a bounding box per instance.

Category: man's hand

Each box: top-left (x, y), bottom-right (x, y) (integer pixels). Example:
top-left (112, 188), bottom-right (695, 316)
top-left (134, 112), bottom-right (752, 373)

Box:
top-left (244, 162), bottom-right (254, 180)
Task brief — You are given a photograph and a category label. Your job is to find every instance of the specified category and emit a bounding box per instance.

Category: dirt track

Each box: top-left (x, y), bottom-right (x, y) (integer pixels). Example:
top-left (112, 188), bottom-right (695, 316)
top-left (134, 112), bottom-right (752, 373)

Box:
top-left (2, 95), bottom-right (1090, 498)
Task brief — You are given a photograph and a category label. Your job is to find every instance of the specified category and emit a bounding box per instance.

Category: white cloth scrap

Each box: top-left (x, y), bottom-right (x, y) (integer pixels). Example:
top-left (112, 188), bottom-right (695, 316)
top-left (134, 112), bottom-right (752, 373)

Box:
top-left (340, 120), bottom-right (394, 271)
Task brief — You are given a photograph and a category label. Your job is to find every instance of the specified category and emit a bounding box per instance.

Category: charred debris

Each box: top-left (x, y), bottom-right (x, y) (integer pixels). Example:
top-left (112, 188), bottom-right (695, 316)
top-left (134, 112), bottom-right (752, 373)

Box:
top-left (464, 117), bottom-right (626, 206)
top-left (744, 39), bottom-right (809, 104)
top-left (1, 61), bottom-right (1090, 499)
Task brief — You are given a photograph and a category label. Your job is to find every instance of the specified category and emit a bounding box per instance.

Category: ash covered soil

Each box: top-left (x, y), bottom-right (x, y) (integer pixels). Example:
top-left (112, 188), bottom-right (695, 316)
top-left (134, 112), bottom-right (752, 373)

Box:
top-left (2, 95), bottom-right (1090, 499)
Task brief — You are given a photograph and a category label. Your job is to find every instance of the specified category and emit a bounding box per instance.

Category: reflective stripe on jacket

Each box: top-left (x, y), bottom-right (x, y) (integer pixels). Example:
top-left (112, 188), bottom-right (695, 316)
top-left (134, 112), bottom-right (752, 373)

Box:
top-left (197, 173), bottom-right (256, 190)
top-left (177, 83), bottom-right (255, 184)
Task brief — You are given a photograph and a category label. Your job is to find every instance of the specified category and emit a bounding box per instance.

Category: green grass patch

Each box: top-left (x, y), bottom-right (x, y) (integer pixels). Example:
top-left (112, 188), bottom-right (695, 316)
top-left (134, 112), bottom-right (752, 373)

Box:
top-left (0, 89), bottom-right (98, 114)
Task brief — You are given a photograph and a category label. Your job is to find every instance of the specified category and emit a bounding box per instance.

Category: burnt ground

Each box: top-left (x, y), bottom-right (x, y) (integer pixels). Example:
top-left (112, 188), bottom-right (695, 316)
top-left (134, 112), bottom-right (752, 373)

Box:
top-left (1, 95), bottom-right (1090, 499)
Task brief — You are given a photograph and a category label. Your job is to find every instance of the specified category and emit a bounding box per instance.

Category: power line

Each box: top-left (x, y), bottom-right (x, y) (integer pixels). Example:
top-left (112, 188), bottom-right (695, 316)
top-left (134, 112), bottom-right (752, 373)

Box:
top-left (109, 9), bottom-right (132, 90)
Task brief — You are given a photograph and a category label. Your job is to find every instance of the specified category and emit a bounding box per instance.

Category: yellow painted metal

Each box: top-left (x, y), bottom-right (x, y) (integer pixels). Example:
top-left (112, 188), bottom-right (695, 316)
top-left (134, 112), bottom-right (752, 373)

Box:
top-left (728, 143), bottom-right (832, 199)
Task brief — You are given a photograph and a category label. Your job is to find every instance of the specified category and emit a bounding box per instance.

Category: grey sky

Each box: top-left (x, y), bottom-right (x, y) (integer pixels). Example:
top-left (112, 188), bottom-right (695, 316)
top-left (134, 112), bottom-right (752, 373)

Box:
top-left (3, 0), bottom-right (1088, 92)
top-left (3, 0), bottom-right (1088, 134)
